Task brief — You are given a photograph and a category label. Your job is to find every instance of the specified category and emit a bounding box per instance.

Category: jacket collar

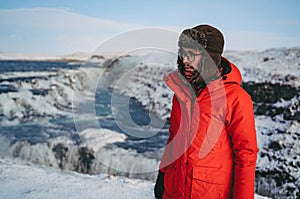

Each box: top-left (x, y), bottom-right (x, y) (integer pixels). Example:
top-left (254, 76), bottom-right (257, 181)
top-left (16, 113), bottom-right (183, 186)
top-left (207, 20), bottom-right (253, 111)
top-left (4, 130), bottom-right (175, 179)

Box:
top-left (164, 57), bottom-right (242, 102)
top-left (164, 71), bottom-right (196, 103)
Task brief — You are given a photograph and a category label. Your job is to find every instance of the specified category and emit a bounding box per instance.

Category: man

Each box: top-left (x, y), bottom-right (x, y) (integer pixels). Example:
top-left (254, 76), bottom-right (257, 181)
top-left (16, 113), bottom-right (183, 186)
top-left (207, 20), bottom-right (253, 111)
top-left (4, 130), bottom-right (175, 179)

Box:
top-left (154, 25), bottom-right (259, 199)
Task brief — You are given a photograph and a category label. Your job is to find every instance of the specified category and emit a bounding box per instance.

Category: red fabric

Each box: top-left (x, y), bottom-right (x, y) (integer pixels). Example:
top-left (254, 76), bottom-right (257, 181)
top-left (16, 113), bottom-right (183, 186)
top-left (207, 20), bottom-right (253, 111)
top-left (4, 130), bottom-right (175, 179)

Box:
top-left (160, 57), bottom-right (258, 199)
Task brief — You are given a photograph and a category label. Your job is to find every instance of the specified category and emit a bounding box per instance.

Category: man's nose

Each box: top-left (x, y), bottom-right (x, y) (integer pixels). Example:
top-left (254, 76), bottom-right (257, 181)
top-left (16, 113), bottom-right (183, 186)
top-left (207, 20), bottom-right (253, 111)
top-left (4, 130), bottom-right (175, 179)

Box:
top-left (182, 56), bottom-right (190, 65)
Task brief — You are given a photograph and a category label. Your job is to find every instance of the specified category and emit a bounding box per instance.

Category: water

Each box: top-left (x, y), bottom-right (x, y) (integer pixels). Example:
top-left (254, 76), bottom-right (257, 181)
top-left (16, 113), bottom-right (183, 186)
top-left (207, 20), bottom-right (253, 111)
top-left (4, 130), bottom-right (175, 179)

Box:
top-left (0, 60), bottom-right (81, 72)
top-left (95, 89), bottom-right (169, 152)
top-left (0, 60), bottom-right (169, 161)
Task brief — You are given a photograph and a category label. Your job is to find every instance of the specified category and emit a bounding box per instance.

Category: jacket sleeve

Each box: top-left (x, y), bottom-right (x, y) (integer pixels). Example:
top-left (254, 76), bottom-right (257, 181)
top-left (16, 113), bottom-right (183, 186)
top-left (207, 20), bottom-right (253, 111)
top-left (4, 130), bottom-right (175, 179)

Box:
top-left (159, 96), bottom-right (180, 173)
top-left (227, 89), bottom-right (259, 199)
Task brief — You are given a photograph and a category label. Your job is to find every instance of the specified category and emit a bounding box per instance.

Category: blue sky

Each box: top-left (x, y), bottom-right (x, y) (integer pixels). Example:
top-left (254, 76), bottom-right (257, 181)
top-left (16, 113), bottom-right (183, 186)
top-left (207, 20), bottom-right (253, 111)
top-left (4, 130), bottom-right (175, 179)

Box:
top-left (0, 0), bottom-right (299, 55)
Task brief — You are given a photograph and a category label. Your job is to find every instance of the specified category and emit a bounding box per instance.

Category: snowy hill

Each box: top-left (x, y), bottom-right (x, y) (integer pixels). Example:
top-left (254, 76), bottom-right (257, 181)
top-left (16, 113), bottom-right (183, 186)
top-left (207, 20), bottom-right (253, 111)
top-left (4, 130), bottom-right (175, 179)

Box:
top-left (224, 48), bottom-right (300, 87)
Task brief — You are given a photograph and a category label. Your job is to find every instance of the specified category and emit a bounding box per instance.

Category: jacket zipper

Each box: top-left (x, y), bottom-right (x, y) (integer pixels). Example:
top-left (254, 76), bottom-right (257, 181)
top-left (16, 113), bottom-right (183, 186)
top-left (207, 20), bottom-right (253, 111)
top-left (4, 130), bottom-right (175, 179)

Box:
top-left (184, 96), bottom-right (196, 199)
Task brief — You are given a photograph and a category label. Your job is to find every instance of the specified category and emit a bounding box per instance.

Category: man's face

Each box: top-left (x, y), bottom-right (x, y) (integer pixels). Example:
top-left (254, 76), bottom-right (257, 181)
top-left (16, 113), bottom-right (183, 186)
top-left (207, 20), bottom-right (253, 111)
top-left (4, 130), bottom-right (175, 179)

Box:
top-left (180, 47), bottom-right (204, 82)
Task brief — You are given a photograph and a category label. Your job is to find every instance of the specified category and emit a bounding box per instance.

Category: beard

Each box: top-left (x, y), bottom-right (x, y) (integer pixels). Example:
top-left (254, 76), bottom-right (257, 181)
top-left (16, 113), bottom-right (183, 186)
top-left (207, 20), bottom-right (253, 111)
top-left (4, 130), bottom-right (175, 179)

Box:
top-left (177, 55), bottom-right (222, 96)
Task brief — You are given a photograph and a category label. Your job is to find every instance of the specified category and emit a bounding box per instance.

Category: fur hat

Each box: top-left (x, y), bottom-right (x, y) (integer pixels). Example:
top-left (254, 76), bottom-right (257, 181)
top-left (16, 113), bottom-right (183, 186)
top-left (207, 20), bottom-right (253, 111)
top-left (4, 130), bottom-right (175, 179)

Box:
top-left (178, 24), bottom-right (224, 66)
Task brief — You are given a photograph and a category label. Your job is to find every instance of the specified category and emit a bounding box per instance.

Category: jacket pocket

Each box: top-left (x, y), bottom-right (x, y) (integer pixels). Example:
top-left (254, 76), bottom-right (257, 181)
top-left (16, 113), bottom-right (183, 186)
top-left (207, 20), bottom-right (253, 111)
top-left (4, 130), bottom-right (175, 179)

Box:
top-left (191, 167), bottom-right (225, 199)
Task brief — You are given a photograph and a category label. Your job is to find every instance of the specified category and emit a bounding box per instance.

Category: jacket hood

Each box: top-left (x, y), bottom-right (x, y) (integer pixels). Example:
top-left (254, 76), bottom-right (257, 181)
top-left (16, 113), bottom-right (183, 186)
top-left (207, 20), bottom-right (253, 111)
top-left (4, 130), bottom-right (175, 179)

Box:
top-left (221, 57), bottom-right (242, 85)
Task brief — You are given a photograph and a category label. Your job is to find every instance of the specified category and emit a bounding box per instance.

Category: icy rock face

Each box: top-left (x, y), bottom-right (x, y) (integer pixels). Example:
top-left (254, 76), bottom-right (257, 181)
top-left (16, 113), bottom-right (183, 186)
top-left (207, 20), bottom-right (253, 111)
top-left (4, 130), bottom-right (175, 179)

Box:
top-left (0, 69), bottom-right (90, 123)
top-left (101, 53), bottom-right (176, 120)
top-left (114, 62), bottom-right (174, 120)
top-left (243, 82), bottom-right (299, 120)
top-left (244, 82), bottom-right (300, 198)
top-left (1, 128), bottom-right (158, 181)
top-left (229, 48), bottom-right (300, 198)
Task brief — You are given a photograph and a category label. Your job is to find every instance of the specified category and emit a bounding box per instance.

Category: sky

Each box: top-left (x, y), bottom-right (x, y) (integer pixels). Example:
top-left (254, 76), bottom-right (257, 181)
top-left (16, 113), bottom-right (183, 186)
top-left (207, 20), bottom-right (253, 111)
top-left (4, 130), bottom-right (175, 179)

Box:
top-left (0, 0), bottom-right (300, 56)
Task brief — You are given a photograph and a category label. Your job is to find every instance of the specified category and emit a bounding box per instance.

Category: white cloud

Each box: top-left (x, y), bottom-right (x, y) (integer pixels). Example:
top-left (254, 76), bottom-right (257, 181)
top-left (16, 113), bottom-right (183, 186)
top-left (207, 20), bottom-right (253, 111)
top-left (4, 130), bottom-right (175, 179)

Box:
top-left (0, 7), bottom-right (139, 31)
top-left (0, 8), bottom-right (143, 55)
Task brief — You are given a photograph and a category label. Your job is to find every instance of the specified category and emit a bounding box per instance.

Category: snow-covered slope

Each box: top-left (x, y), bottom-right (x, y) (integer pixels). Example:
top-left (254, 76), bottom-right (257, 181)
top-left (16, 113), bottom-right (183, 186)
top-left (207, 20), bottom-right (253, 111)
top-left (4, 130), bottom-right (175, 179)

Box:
top-left (0, 157), bottom-right (271, 199)
top-left (0, 157), bottom-right (154, 199)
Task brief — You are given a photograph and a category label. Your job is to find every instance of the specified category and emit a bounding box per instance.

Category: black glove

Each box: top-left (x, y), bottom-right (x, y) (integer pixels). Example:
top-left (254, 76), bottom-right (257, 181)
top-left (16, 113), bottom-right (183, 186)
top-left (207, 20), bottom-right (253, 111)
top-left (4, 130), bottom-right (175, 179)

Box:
top-left (154, 171), bottom-right (165, 199)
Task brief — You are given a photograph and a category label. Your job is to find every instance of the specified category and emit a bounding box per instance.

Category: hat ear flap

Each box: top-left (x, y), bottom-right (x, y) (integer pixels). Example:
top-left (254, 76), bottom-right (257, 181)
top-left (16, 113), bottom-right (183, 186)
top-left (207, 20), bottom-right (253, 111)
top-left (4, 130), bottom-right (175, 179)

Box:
top-left (208, 52), bottom-right (222, 67)
top-left (177, 55), bottom-right (185, 76)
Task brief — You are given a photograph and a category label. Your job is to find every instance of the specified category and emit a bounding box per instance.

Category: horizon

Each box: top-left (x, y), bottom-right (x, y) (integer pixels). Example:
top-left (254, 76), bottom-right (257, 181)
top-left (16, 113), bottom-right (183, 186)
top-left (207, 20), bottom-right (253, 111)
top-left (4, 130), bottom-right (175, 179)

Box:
top-left (1, 0), bottom-right (300, 56)
top-left (1, 46), bottom-right (300, 59)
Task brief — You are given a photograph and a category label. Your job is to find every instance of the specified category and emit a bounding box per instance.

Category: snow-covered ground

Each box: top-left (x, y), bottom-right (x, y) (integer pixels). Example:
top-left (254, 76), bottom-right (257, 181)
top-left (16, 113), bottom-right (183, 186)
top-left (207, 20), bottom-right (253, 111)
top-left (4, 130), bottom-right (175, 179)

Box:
top-left (0, 157), bottom-right (270, 199)
top-left (0, 157), bottom-right (153, 199)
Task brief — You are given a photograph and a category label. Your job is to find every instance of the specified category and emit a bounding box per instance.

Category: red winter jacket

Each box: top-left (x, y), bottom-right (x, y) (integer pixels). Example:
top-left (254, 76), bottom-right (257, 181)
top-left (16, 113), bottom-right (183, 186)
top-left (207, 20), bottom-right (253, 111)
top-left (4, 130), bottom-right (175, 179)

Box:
top-left (159, 57), bottom-right (259, 199)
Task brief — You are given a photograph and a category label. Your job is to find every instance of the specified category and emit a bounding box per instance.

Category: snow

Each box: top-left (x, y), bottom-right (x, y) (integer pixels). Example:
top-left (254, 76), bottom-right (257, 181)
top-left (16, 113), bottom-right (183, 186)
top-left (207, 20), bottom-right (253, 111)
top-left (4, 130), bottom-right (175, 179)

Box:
top-left (0, 157), bottom-right (154, 199)
top-left (0, 157), bottom-right (271, 199)
top-left (0, 65), bottom-right (105, 124)
top-left (78, 128), bottom-right (127, 152)
top-left (223, 48), bottom-right (300, 87)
